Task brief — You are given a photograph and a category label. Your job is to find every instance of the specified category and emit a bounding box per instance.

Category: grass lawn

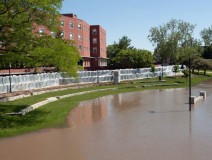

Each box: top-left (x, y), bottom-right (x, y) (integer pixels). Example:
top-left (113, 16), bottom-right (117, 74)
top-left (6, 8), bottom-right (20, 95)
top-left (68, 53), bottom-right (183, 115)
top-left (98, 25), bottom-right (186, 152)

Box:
top-left (0, 74), bottom-right (211, 138)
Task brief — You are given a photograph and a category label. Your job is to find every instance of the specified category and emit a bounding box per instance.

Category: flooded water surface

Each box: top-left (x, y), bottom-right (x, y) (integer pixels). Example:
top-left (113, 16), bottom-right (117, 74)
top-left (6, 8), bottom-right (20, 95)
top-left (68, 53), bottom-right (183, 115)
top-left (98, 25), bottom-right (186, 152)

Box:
top-left (0, 80), bottom-right (212, 160)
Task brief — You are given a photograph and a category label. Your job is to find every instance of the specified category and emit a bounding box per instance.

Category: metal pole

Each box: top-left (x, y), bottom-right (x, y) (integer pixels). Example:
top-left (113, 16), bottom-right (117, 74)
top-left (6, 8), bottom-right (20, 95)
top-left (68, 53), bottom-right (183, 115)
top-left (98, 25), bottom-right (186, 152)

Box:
top-left (9, 63), bottom-right (12, 93)
top-left (161, 63), bottom-right (163, 77)
top-left (97, 70), bottom-right (99, 83)
top-left (189, 58), bottom-right (191, 111)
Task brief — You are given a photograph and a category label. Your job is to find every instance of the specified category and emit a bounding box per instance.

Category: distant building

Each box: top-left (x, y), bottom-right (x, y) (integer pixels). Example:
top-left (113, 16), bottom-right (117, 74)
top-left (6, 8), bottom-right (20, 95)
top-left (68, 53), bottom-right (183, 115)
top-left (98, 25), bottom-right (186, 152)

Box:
top-left (37, 13), bottom-right (107, 70)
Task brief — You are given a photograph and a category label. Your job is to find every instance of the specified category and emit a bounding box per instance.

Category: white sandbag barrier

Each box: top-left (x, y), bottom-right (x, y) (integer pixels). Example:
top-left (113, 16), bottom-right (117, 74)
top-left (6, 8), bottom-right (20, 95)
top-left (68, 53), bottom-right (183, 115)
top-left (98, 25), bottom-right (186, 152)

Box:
top-left (0, 72), bottom-right (62, 94)
top-left (0, 66), bottom-right (177, 94)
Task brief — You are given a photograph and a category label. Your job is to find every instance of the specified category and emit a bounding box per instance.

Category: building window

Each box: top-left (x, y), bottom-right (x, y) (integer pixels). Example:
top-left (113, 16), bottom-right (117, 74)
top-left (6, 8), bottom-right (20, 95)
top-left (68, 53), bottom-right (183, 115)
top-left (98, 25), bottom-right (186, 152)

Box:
top-left (50, 31), bottom-right (55, 38)
top-left (79, 45), bottom-right (82, 51)
top-left (60, 31), bottom-right (64, 38)
top-left (78, 34), bottom-right (82, 41)
top-left (69, 22), bottom-right (74, 28)
top-left (39, 28), bottom-right (45, 36)
top-left (60, 20), bottom-right (64, 26)
top-left (78, 24), bottom-right (82, 30)
top-left (93, 47), bottom-right (97, 53)
top-left (92, 29), bottom-right (97, 35)
top-left (70, 33), bottom-right (74, 40)
top-left (93, 38), bottom-right (97, 44)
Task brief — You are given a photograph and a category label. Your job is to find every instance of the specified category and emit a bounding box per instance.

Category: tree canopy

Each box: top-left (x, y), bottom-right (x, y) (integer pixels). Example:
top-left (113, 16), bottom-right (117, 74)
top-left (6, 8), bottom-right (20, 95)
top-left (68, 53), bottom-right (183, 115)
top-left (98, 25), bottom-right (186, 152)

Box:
top-left (148, 19), bottom-right (202, 65)
top-left (200, 26), bottom-right (212, 46)
top-left (107, 36), bottom-right (153, 69)
top-left (0, 0), bottom-right (81, 75)
top-left (200, 26), bottom-right (212, 59)
top-left (202, 45), bottom-right (212, 59)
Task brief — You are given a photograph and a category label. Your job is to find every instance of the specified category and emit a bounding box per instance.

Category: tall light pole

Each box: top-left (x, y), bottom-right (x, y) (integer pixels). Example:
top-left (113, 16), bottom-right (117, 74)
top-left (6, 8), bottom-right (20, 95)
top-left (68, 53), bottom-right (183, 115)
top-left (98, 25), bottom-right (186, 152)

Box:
top-left (97, 70), bottom-right (99, 83)
top-left (161, 62), bottom-right (164, 77)
top-left (189, 58), bottom-right (191, 111)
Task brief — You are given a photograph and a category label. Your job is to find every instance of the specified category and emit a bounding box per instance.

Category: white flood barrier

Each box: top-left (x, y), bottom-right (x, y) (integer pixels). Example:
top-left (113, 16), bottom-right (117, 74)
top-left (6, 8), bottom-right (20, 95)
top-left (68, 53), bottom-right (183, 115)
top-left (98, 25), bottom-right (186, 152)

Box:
top-left (0, 66), bottom-right (177, 94)
top-left (190, 91), bottom-right (207, 104)
top-left (113, 70), bottom-right (120, 84)
top-left (0, 72), bottom-right (62, 94)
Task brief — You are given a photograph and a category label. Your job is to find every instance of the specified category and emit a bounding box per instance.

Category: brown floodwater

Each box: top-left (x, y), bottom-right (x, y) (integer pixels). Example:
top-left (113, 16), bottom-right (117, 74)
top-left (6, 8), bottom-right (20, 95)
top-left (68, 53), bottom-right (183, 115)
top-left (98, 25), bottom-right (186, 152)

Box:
top-left (0, 80), bottom-right (212, 160)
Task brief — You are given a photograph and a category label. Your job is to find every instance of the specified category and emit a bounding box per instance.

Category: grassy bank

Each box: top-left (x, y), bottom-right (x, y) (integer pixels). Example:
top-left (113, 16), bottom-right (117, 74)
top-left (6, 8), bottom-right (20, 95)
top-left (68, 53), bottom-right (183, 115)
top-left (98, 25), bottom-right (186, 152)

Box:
top-left (0, 74), bottom-right (211, 138)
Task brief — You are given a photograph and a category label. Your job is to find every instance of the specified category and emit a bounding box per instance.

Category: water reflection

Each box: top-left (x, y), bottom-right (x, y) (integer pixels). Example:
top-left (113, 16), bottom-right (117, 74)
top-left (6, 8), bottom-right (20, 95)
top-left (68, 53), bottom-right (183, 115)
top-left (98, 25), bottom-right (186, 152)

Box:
top-left (67, 88), bottom-right (189, 130)
top-left (67, 97), bottom-right (109, 128)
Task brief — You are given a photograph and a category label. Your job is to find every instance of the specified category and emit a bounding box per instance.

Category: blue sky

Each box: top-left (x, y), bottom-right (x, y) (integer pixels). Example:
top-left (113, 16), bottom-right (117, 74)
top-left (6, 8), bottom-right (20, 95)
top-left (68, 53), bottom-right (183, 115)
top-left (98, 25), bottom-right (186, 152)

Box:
top-left (61, 0), bottom-right (212, 52)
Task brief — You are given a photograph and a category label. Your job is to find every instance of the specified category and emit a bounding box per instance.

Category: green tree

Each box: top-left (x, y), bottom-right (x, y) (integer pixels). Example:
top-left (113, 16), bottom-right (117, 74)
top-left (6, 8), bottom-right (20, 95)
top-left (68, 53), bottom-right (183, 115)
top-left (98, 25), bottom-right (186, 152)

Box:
top-left (182, 69), bottom-right (189, 82)
top-left (191, 58), bottom-right (212, 75)
top-left (134, 49), bottom-right (154, 68)
top-left (198, 59), bottom-right (212, 75)
top-left (150, 65), bottom-right (156, 76)
top-left (29, 37), bottom-right (82, 76)
top-left (200, 26), bottom-right (212, 46)
top-left (148, 19), bottom-right (201, 65)
top-left (107, 36), bottom-right (153, 69)
top-left (0, 0), bottom-right (61, 53)
top-left (177, 41), bottom-right (202, 66)
top-left (109, 48), bottom-right (153, 69)
top-left (172, 65), bottom-right (179, 77)
top-left (199, 26), bottom-right (212, 59)
top-left (202, 45), bottom-right (212, 59)
top-left (192, 58), bottom-right (202, 74)
top-left (0, 0), bottom-right (81, 75)
top-left (107, 36), bottom-right (133, 68)
top-left (111, 49), bottom-right (134, 69)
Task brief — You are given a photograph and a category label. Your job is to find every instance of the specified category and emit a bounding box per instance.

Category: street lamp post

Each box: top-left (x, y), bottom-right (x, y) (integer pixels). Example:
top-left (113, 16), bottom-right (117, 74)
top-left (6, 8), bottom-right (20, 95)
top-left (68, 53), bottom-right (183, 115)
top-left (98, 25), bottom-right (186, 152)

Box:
top-left (189, 58), bottom-right (191, 111)
top-left (97, 70), bottom-right (99, 83)
top-left (9, 63), bottom-right (12, 93)
top-left (161, 62), bottom-right (164, 77)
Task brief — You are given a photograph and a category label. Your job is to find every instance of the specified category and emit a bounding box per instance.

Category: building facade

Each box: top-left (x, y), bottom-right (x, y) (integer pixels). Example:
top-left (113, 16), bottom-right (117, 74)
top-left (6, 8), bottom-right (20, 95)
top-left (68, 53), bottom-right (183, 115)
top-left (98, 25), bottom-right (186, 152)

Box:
top-left (37, 13), bottom-right (107, 70)
top-left (90, 25), bottom-right (107, 69)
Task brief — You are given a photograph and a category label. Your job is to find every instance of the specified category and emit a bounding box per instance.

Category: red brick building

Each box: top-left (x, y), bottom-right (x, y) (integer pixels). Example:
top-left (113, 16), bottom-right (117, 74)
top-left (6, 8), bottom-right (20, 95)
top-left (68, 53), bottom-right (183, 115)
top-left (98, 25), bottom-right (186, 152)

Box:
top-left (90, 25), bottom-right (107, 69)
top-left (37, 13), bottom-right (107, 70)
